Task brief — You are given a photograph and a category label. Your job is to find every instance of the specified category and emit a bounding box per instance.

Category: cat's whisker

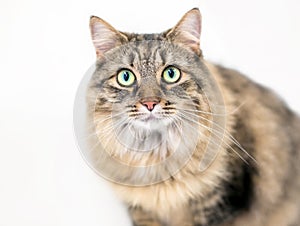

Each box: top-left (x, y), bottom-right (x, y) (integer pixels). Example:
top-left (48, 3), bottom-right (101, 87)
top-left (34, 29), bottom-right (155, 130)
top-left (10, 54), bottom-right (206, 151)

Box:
top-left (85, 115), bottom-right (130, 142)
top-left (93, 110), bottom-right (127, 123)
top-left (229, 100), bottom-right (247, 115)
top-left (83, 121), bottom-right (122, 141)
top-left (101, 117), bottom-right (132, 135)
top-left (188, 116), bottom-right (258, 164)
top-left (177, 116), bottom-right (249, 165)
top-left (167, 115), bottom-right (182, 134)
top-left (171, 113), bottom-right (246, 163)
top-left (81, 122), bottom-right (117, 138)
top-left (89, 118), bottom-right (135, 156)
top-left (177, 107), bottom-right (226, 117)
top-left (86, 109), bottom-right (130, 130)
top-left (177, 116), bottom-right (249, 164)
top-left (176, 111), bottom-right (255, 165)
top-left (178, 100), bottom-right (246, 116)
top-left (85, 105), bottom-right (113, 115)
top-left (178, 110), bottom-right (258, 164)
top-left (184, 100), bottom-right (246, 116)
top-left (85, 133), bottom-right (106, 156)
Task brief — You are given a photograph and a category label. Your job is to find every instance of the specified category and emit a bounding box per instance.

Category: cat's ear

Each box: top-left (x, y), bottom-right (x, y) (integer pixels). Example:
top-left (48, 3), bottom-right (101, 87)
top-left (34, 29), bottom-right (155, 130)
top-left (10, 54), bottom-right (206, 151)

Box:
top-left (166, 8), bottom-right (202, 56)
top-left (90, 16), bottom-right (128, 58)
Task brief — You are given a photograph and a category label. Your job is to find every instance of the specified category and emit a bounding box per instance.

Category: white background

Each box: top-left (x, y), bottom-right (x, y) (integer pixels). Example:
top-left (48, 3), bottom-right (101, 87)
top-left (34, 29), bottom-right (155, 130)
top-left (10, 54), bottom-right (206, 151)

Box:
top-left (0, 0), bottom-right (299, 225)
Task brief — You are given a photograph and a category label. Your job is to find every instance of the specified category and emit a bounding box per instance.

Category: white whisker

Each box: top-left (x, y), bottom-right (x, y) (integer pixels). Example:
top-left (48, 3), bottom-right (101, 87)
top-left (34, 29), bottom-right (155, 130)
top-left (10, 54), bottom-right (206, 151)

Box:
top-left (178, 110), bottom-right (257, 163)
top-left (176, 111), bottom-right (257, 165)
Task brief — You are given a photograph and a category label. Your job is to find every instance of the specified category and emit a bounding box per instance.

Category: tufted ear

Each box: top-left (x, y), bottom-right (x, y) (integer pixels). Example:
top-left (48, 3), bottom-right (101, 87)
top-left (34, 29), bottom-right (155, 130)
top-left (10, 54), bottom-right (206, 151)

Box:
top-left (166, 8), bottom-right (202, 56)
top-left (90, 16), bottom-right (128, 58)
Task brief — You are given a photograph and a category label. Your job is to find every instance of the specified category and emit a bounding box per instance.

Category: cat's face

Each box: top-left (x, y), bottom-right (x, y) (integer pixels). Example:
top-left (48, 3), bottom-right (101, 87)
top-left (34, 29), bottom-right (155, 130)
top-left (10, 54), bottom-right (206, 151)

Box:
top-left (87, 9), bottom-right (220, 160)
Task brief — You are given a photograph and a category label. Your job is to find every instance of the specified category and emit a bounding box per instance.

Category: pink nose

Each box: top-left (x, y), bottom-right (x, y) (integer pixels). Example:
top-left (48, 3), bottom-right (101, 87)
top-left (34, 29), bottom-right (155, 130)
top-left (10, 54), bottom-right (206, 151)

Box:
top-left (141, 100), bottom-right (159, 111)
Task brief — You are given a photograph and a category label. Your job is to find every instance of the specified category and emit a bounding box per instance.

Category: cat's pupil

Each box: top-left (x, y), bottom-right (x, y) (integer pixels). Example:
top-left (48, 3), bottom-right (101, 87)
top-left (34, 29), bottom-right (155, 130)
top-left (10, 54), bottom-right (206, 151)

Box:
top-left (123, 72), bottom-right (130, 81)
top-left (168, 69), bottom-right (175, 78)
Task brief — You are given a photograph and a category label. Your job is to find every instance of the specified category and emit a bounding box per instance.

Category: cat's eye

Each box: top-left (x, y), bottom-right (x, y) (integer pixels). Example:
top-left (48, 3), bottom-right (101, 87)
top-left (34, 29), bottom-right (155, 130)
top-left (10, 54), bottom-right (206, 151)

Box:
top-left (117, 69), bottom-right (136, 87)
top-left (162, 66), bottom-right (181, 84)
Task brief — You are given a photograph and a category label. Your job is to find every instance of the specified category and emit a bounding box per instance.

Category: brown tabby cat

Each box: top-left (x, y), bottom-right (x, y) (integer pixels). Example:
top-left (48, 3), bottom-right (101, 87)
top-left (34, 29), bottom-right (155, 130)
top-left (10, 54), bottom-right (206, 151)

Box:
top-left (85, 8), bottom-right (300, 226)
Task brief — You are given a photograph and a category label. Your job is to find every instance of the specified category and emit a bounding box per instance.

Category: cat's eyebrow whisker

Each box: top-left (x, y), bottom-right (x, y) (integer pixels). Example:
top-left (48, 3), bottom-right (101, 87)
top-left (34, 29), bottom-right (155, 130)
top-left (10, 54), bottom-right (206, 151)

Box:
top-left (177, 112), bottom-right (257, 165)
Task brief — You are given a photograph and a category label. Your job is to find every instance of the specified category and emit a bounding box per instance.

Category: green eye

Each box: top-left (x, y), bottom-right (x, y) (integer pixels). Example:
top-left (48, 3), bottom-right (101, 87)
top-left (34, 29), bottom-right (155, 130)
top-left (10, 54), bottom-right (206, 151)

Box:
top-left (117, 69), bottom-right (136, 87)
top-left (162, 66), bottom-right (181, 84)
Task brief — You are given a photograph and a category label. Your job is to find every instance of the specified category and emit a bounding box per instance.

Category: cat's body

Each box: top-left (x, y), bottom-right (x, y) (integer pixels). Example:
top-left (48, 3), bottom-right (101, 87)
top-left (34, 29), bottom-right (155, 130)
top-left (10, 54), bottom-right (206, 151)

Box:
top-left (85, 9), bottom-right (300, 226)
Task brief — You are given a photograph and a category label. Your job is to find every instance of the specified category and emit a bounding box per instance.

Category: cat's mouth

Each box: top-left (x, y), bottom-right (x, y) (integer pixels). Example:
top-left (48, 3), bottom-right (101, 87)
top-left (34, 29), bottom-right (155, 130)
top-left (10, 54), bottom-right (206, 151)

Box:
top-left (132, 111), bottom-right (172, 129)
top-left (140, 114), bottom-right (159, 122)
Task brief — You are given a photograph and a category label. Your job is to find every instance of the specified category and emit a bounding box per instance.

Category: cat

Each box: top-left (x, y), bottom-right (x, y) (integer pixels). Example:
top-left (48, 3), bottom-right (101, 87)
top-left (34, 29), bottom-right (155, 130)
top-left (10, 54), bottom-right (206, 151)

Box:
top-left (85, 8), bottom-right (300, 226)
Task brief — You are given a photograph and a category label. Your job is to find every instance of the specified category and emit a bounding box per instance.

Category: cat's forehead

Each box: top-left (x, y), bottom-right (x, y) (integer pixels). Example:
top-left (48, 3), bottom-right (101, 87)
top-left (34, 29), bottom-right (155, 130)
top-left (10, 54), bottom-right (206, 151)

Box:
top-left (113, 39), bottom-right (171, 70)
top-left (128, 41), bottom-right (172, 77)
top-left (130, 40), bottom-right (188, 63)
top-left (124, 32), bottom-right (168, 42)
top-left (98, 39), bottom-right (198, 80)
top-left (137, 60), bottom-right (158, 75)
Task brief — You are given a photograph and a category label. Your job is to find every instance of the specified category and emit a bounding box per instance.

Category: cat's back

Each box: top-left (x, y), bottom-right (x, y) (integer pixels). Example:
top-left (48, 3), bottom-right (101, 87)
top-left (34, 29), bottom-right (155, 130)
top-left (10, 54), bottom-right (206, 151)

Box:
top-left (211, 63), bottom-right (300, 226)
top-left (214, 63), bottom-right (300, 135)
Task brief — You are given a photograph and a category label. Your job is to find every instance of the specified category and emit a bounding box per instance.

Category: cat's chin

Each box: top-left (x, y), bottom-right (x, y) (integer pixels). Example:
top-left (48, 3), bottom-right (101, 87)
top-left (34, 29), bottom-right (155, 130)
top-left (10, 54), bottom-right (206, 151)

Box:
top-left (133, 115), bottom-right (173, 130)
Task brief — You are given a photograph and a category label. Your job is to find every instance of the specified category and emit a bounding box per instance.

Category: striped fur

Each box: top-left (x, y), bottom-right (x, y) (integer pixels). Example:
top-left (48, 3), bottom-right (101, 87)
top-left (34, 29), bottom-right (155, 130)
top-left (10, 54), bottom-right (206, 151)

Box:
top-left (86, 8), bottom-right (300, 226)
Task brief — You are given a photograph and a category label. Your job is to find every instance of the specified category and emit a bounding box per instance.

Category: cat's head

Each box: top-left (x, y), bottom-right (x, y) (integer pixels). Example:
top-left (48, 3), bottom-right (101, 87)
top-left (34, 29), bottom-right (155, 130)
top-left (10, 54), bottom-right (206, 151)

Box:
top-left (86, 9), bottom-right (223, 166)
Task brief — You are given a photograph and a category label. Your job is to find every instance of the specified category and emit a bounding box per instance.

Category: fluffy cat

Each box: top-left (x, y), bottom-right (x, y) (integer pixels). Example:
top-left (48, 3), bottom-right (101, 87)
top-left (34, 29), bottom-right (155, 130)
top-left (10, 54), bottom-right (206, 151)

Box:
top-left (85, 8), bottom-right (300, 226)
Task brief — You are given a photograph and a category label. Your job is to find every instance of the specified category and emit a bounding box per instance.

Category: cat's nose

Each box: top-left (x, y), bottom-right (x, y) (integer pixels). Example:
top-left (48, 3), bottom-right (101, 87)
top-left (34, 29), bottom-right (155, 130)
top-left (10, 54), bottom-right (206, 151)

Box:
top-left (140, 99), bottom-right (160, 112)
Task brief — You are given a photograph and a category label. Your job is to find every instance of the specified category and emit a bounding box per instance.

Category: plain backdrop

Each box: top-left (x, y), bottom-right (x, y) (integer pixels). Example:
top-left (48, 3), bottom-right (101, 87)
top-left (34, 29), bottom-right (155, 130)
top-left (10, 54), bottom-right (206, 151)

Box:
top-left (0, 0), bottom-right (299, 225)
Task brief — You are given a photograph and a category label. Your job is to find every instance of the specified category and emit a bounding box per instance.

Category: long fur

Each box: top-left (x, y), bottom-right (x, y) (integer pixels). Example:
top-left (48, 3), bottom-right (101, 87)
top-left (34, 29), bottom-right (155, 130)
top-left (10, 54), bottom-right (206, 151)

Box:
top-left (85, 8), bottom-right (300, 226)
